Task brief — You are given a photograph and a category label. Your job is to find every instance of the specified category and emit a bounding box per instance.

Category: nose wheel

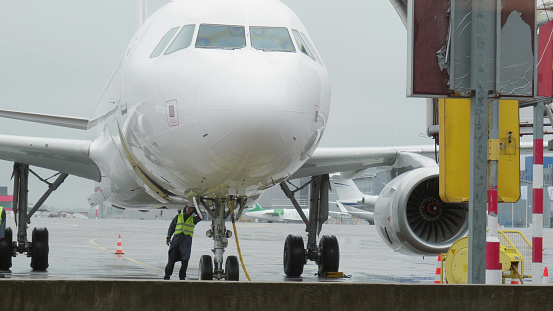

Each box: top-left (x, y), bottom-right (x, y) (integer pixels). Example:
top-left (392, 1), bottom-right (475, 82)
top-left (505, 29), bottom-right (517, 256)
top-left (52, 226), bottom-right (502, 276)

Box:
top-left (198, 254), bottom-right (240, 281)
top-left (225, 255), bottom-right (239, 281)
top-left (199, 254), bottom-right (213, 280)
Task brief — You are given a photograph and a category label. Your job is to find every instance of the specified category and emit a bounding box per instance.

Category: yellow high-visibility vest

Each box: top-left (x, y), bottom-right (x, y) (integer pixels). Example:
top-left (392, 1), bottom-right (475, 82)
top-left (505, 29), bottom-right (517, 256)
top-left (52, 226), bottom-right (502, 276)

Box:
top-left (174, 214), bottom-right (195, 237)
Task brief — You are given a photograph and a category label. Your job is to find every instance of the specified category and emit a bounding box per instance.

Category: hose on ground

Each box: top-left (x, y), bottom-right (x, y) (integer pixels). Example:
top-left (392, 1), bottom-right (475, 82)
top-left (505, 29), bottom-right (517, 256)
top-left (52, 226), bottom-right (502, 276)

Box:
top-left (230, 200), bottom-right (252, 281)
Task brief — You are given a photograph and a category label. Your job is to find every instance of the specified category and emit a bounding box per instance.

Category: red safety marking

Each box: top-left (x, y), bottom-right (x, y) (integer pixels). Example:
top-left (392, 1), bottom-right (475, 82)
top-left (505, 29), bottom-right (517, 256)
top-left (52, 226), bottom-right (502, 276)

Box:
top-left (533, 188), bottom-right (544, 214)
top-left (534, 139), bottom-right (544, 163)
top-left (488, 188), bottom-right (498, 214)
top-left (486, 241), bottom-right (502, 270)
top-left (533, 237), bottom-right (543, 263)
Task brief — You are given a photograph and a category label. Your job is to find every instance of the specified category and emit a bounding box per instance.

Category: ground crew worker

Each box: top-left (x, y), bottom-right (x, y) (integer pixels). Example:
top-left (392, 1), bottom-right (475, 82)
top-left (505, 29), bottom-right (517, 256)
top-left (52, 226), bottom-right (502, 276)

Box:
top-left (164, 201), bottom-right (202, 280)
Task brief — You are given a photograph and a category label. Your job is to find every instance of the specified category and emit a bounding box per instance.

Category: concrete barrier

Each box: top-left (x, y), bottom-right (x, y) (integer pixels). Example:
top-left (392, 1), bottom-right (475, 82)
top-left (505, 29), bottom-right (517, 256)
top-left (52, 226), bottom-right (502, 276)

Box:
top-left (0, 280), bottom-right (549, 311)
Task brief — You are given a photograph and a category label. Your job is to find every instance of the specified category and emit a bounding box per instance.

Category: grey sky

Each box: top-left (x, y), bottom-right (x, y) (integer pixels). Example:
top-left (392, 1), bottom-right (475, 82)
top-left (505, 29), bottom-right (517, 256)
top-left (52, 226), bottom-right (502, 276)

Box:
top-left (0, 0), bottom-right (429, 211)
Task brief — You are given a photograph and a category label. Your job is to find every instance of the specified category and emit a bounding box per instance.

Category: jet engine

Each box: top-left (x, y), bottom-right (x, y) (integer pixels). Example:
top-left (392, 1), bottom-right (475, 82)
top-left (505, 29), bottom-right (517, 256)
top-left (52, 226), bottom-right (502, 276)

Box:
top-left (374, 166), bottom-right (468, 255)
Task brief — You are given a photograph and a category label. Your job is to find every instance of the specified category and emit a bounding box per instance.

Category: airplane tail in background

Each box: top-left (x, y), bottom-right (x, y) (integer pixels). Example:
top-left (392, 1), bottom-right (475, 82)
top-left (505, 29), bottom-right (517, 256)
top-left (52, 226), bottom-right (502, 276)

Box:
top-left (248, 203), bottom-right (265, 212)
top-left (332, 175), bottom-right (366, 202)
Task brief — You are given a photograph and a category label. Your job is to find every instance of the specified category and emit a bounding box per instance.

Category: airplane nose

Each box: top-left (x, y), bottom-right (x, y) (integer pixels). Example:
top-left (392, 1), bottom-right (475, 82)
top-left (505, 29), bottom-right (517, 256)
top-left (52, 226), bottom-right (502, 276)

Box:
top-left (193, 57), bottom-right (312, 176)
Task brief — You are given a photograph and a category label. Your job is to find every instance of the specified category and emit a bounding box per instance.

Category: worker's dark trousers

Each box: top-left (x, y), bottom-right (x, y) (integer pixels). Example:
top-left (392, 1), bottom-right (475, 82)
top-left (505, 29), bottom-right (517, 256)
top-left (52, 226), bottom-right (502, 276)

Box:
top-left (165, 247), bottom-right (189, 280)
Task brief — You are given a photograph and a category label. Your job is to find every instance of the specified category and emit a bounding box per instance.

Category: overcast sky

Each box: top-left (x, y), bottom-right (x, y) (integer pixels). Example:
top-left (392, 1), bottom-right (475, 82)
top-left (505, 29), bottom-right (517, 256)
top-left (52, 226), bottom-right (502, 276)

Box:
top-left (0, 0), bottom-right (430, 211)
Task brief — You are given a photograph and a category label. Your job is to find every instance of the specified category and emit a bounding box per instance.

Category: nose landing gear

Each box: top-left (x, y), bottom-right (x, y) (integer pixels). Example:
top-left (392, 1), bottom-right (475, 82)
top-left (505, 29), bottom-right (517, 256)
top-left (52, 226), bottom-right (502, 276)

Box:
top-left (197, 198), bottom-right (245, 281)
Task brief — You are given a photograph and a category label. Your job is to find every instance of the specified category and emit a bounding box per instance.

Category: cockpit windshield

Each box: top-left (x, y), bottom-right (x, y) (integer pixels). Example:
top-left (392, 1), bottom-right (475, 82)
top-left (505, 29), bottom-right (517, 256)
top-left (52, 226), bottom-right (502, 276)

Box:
top-left (250, 27), bottom-right (295, 52)
top-left (150, 27), bottom-right (179, 58)
top-left (291, 30), bottom-right (317, 62)
top-left (165, 25), bottom-right (195, 55)
top-left (195, 24), bottom-right (246, 49)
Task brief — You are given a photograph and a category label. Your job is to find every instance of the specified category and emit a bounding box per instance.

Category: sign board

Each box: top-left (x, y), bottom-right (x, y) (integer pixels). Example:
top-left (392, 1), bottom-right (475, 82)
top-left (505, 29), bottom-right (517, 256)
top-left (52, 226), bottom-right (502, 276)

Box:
top-left (439, 99), bottom-right (520, 203)
top-left (408, 0), bottom-right (536, 98)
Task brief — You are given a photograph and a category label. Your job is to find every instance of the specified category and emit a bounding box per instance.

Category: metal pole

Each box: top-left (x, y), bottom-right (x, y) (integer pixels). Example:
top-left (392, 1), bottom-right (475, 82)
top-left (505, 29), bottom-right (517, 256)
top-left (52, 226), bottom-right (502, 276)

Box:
top-left (486, 99), bottom-right (501, 284)
top-left (532, 102), bottom-right (544, 284)
top-left (468, 0), bottom-right (495, 284)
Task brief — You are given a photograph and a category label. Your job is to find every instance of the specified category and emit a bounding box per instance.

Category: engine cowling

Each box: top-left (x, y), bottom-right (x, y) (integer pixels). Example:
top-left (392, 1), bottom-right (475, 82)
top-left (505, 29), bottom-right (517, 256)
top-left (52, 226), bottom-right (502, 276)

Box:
top-left (374, 166), bottom-right (468, 255)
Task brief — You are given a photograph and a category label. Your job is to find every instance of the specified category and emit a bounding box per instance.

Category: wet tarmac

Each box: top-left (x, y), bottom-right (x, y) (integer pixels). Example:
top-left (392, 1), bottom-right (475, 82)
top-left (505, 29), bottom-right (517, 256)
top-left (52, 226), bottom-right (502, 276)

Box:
top-left (1, 217), bottom-right (551, 284)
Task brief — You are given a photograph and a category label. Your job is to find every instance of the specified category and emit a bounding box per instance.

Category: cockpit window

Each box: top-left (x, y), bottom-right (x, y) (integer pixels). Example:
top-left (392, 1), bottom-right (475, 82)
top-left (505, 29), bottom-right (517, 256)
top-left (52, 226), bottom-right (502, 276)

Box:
top-left (299, 32), bottom-right (322, 63)
top-left (292, 30), bottom-right (317, 62)
top-left (165, 25), bottom-right (195, 55)
top-left (250, 27), bottom-right (295, 52)
top-left (150, 27), bottom-right (179, 58)
top-left (195, 24), bottom-right (246, 49)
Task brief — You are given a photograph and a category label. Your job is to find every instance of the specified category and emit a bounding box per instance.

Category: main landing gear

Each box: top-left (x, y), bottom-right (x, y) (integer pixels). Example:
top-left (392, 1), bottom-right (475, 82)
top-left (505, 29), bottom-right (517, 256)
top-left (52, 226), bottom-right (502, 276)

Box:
top-left (280, 174), bottom-right (340, 277)
top-left (196, 197), bottom-right (245, 281)
top-left (0, 163), bottom-right (67, 271)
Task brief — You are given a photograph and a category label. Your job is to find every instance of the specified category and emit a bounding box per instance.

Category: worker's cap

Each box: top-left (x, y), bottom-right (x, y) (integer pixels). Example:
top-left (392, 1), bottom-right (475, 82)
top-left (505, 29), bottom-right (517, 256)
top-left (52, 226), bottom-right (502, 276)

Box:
top-left (186, 199), bottom-right (195, 207)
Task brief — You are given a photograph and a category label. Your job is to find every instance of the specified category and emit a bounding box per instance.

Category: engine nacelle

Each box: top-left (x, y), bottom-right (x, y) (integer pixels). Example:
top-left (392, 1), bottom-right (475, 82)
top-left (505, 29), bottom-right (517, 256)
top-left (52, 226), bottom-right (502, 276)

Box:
top-left (374, 166), bottom-right (468, 255)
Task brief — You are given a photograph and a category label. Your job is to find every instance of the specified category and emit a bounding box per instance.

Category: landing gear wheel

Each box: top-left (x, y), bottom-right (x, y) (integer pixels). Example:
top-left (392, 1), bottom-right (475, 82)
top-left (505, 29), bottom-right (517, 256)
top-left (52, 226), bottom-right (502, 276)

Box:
top-left (225, 255), bottom-right (239, 281)
top-left (283, 234), bottom-right (305, 277)
top-left (30, 227), bottom-right (49, 271)
top-left (199, 254), bottom-right (213, 280)
top-left (0, 227), bottom-right (13, 270)
top-left (318, 235), bottom-right (339, 274)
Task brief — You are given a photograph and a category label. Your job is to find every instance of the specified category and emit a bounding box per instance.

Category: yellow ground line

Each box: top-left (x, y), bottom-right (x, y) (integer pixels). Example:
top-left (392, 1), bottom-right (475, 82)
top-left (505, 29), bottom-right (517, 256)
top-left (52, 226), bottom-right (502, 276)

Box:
top-left (90, 239), bottom-right (163, 272)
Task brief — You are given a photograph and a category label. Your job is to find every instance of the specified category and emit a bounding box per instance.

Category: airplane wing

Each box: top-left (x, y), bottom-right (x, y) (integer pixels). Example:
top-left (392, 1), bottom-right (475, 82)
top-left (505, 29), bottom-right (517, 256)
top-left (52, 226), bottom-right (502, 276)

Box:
top-left (0, 110), bottom-right (100, 180)
top-left (0, 134), bottom-right (100, 181)
top-left (0, 109), bottom-right (88, 130)
top-left (293, 142), bottom-right (544, 179)
top-left (292, 145), bottom-right (436, 179)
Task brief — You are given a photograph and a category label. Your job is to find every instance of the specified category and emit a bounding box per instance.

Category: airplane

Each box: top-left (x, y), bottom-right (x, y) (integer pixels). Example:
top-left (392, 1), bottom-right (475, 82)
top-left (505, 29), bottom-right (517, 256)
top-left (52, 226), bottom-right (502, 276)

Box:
top-left (0, 0), bottom-right (545, 281)
top-left (331, 175), bottom-right (376, 224)
top-left (244, 203), bottom-right (347, 223)
top-left (245, 204), bottom-right (306, 223)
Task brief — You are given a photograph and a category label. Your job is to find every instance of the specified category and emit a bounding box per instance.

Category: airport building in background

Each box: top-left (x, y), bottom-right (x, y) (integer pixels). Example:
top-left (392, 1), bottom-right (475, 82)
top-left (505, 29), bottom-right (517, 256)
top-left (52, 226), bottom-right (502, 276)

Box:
top-left (0, 186), bottom-right (13, 212)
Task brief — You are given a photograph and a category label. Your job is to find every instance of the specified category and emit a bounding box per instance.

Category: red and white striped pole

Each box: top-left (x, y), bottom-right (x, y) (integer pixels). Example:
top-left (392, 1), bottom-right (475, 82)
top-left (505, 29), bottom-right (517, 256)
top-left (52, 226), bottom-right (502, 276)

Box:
top-left (486, 100), bottom-right (501, 284)
top-left (532, 103), bottom-right (544, 285)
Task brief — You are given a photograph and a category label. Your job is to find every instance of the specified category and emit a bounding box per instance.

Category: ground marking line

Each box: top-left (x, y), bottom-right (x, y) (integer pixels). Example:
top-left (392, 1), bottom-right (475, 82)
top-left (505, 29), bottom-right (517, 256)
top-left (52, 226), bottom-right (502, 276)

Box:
top-left (90, 239), bottom-right (163, 272)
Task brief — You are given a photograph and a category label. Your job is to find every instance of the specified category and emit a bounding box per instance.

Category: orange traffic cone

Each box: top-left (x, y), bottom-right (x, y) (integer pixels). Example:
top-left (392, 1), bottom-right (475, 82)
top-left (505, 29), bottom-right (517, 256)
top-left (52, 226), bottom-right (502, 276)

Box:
top-left (434, 254), bottom-right (442, 284)
top-left (115, 234), bottom-right (124, 256)
top-left (543, 267), bottom-right (549, 285)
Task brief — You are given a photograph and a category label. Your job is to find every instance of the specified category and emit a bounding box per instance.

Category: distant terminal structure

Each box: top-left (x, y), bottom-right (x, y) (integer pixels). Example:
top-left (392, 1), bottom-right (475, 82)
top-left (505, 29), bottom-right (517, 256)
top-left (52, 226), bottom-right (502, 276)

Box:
top-left (0, 186), bottom-right (13, 212)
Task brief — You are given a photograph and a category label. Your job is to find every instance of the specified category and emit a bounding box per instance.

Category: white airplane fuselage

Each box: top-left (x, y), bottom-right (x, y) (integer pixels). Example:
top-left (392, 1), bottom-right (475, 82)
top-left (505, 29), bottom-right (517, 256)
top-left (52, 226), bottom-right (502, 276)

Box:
top-left (86, 0), bottom-right (330, 208)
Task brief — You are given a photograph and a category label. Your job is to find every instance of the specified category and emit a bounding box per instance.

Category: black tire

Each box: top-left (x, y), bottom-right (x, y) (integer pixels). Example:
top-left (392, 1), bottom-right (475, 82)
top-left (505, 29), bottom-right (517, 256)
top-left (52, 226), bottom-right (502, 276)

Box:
top-left (0, 227), bottom-right (13, 270)
top-left (199, 255), bottom-right (213, 280)
top-left (225, 255), bottom-right (239, 281)
top-left (30, 227), bottom-right (49, 271)
top-left (318, 235), bottom-right (339, 274)
top-left (283, 234), bottom-right (305, 277)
